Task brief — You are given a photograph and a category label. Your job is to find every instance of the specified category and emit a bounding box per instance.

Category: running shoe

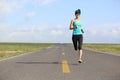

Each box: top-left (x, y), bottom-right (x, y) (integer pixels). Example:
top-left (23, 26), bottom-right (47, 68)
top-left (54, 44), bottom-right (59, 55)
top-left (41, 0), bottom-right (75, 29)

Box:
top-left (78, 58), bottom-right (83, 63)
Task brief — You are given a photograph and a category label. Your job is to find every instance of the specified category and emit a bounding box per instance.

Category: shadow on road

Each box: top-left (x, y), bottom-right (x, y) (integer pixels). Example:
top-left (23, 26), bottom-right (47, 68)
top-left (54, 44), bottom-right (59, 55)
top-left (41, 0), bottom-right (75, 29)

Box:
top-left (16, 61), bottom-right (78, 66)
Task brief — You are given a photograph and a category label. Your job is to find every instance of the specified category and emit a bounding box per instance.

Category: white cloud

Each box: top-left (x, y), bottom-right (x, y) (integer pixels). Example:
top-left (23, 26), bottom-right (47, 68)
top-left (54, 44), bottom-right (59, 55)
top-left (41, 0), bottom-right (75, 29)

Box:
top-left (102, 28), bottom-right (120, 37)
top-left (26, 11), bottom-right (36, 18)
top-left (87, 28), bottom-right (97, 35)
top-left (0, 0), bottom-right (25, 22)
top-left (26, 11), bottom-right (36, 21)
top-left (42, 0), bottom-right (56, 5)
top-left (50, 30), bottom-right (63, 36)
top-left (31, 0), bottom-right (56, 6)
top-left (0, 24), bottom-right (72, 43)
top-left (84, 23), bottom-right (120, 43)
top-left (9, 32), bottom-right (28, 37)
top-left (0, 0), bottom-right (22, 14)
top-left (0, 22), bottom-right (120, 43)
top-left (86, 23), bottom-right (120, 36)
top-left (0, 0), bottom-right (56, 22)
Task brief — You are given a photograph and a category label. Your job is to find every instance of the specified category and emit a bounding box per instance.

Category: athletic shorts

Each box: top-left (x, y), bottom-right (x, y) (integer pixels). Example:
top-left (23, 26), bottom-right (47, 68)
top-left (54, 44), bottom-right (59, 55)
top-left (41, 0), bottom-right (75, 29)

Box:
top-left (72, 35), bottom-right (83, 51)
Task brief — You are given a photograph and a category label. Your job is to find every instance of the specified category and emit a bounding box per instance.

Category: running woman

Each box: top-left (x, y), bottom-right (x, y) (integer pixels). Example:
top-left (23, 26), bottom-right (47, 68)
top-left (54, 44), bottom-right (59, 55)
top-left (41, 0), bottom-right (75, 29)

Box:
top-left (69, 9), bottom-right (84, 63)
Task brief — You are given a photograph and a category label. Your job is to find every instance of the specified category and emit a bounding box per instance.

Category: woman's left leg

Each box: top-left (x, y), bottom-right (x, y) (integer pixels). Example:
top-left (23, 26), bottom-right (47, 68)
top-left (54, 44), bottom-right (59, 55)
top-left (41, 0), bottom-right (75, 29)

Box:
top-left (78, 50), bottom-right (83, 59)
top-left (78, 35), bottom-right (83, 63)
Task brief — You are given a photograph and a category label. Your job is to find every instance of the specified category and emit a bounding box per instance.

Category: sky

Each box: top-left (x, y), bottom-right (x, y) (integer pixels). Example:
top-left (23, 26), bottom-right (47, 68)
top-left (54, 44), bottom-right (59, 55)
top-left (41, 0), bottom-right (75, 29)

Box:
top-left (0, 0), bottom-right (120, 43)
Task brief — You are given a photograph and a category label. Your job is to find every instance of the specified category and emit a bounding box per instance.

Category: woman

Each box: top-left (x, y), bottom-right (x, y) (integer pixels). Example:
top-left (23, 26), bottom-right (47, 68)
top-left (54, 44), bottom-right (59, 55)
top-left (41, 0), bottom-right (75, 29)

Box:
top-left (69, 9), bottom-right (84, 63)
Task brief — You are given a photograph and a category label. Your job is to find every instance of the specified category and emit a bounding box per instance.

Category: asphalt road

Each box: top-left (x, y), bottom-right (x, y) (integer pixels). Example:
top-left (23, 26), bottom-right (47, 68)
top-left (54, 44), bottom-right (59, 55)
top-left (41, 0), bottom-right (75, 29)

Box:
top-left (0, 44), bottom-right (120, 80)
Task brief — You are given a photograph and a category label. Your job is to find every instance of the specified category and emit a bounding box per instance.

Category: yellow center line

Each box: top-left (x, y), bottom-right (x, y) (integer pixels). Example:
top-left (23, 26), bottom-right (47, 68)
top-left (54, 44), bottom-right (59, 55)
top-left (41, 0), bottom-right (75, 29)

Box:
top-left (62, 49), bottom-right (65, 56)
top-left (62, 52), bottom-right (65, 55)
top-left (62, 60), bottom-right (70, 73)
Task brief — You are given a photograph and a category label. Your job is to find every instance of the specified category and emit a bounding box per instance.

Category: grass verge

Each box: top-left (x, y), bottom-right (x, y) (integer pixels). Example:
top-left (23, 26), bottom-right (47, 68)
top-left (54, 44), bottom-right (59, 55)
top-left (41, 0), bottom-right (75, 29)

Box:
top-left (83, 44), bottom-right (120, 54)
top-left (0, 43), bottom-right (55, 60)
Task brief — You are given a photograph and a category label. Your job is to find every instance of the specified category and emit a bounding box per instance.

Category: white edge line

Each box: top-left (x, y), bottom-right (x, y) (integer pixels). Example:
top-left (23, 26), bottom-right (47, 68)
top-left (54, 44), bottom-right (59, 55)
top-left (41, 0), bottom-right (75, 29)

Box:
top-left (84, 48), bottom-right (120, 57)
top-left (0, 51), bottom-right (35, 62)
top-left (0, 46), bottom-right (54, 62)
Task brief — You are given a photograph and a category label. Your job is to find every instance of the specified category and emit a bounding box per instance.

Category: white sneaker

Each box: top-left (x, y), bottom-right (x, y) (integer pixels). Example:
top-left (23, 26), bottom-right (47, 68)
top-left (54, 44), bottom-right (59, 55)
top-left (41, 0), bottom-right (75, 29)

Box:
top-left (78, 58), bottom-right (83, 63)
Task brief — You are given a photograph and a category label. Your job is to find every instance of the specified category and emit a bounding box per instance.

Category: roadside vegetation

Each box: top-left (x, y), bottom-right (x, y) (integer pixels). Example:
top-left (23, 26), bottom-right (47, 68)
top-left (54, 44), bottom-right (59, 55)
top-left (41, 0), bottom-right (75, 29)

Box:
top-left (0, 43), bottom-right (55, 60)
top-left (83, 44), bottom-right (120, 54)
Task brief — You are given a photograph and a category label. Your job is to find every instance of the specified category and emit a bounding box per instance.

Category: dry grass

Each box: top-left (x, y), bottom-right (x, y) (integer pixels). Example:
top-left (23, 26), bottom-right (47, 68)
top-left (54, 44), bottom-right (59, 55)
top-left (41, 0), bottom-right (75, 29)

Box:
top-left (0, 43), bottom-right (55, 60)
top-left (83, 44), bottom-right (120, 54)
top-left (0, 51), bottom-right (22, 54)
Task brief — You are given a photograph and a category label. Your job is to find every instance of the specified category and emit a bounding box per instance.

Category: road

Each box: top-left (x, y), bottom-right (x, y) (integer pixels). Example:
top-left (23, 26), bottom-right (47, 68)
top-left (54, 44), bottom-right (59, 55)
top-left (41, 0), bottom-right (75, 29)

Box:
top-left (0, 44), bottom-right (120, 80)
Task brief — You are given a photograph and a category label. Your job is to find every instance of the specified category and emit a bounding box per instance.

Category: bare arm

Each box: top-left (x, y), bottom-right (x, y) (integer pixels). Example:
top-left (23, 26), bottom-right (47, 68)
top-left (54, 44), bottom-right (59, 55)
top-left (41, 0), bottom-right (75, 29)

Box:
top-left (69, 20), bottom-right (74, 30)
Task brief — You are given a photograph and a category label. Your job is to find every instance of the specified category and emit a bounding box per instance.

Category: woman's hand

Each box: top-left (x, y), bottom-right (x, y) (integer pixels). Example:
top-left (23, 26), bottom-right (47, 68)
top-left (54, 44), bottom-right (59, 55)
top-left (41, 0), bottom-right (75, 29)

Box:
top-left (81, 29), bottom-right (85, 36)
top-left (81, 29), bottom-right (84, 33)
top-left (74, 26), bottom-right (78, 29)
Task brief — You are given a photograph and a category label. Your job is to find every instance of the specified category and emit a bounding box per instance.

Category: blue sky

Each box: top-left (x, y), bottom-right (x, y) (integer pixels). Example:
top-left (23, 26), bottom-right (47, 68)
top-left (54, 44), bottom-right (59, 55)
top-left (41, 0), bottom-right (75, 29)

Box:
top-left (0, 0), bottom-right (120, 43)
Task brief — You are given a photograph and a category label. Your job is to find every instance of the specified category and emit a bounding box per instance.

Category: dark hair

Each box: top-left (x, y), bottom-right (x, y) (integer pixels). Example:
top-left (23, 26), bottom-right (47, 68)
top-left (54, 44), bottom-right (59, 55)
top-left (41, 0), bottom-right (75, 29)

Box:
top-left (75, 9), bottom-right (81, 15)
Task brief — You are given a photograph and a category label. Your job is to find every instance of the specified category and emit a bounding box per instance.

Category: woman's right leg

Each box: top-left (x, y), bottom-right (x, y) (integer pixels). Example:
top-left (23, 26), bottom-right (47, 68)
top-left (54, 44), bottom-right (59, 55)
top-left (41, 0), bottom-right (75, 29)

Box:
top-left (72, 35), bottom-right (77, 51)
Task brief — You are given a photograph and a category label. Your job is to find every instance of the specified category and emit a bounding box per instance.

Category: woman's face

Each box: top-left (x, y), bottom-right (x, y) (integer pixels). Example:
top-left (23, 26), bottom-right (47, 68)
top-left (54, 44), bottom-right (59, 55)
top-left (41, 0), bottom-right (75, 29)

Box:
top-left (75, 14), bottom-right (80, 18)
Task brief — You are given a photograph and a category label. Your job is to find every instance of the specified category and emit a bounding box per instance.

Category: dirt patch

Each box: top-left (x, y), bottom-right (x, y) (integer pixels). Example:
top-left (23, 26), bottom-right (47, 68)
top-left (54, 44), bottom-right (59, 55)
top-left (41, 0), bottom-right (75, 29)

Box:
top-left (0, 51), bottom-right (23, 54)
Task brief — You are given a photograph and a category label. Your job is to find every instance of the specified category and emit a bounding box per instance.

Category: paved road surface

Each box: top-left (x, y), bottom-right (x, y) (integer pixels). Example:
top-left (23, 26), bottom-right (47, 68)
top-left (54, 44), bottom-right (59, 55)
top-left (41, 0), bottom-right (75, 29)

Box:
top-left (0, 44), bottom-right (120, 80)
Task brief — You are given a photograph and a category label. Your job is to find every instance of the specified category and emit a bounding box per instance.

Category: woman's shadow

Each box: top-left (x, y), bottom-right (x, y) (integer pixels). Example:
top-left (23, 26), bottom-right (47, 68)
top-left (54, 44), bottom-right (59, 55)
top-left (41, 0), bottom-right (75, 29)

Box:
top-left (16, 61), bottom-right (78, 66)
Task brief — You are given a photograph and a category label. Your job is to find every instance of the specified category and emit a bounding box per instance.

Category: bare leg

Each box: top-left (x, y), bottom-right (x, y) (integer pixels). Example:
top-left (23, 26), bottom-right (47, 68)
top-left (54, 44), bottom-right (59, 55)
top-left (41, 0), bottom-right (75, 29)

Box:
top-left (78, 50), bottom-right (83, 63)
top-left (78, 50), bottom-right (83, 59)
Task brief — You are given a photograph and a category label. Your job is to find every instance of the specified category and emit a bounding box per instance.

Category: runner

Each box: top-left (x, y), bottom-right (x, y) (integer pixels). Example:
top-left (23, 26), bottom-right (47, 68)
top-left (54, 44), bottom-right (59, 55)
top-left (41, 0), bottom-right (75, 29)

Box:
top-left (69, 9), bottom-right (84, 63)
